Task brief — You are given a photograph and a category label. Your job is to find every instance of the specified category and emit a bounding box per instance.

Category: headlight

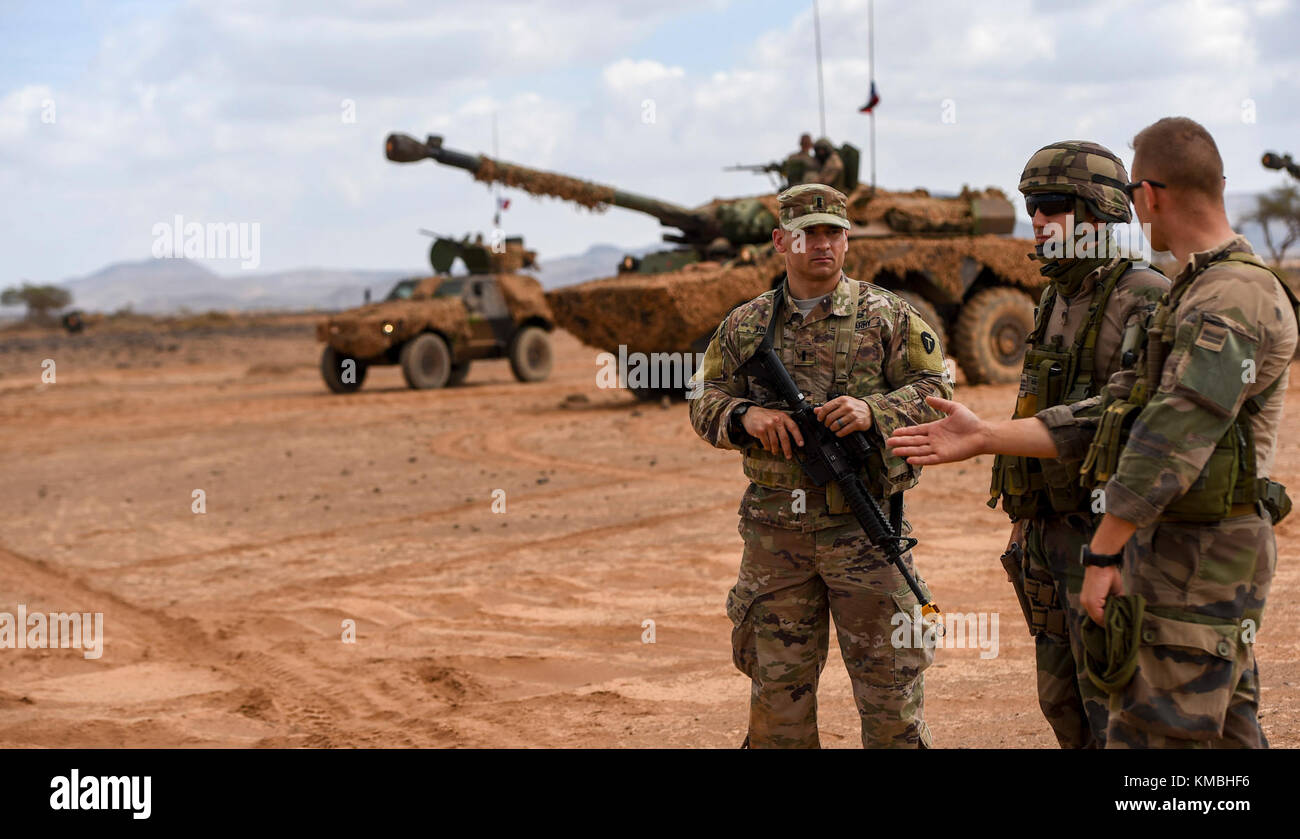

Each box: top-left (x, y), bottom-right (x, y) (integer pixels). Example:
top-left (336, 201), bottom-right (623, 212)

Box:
top-left (382, 323), bottom-right (395, 334)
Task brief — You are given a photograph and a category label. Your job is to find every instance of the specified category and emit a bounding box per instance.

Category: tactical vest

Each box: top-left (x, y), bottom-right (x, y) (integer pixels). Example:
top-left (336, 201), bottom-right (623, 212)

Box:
top-left (740, 284), bottom-right (903, 505)
top-left (989, 259), bottom-right (1133, 518)
top-left (1079, 251), bottom-right (1298, 524)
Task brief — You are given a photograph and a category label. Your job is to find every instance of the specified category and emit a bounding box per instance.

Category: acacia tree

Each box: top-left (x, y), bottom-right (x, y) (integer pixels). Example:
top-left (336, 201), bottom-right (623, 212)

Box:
top-left (0, 283), bottom-right (73, 323)
top-left (1241, 185), bottom-right (1300, 267)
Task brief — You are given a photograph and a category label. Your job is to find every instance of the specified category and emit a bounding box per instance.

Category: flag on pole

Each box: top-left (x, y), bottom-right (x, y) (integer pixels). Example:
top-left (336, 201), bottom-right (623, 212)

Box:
top-left (858, 80), bottom-right (880, 113)
top-left (497, 197), bottom-right (511, 212)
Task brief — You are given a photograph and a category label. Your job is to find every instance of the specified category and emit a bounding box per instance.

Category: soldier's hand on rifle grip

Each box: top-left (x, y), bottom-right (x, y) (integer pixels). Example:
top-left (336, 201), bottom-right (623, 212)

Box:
top-left (741, 406), bottom-right (804, 459)
top-left (815, 395), bottom-right (873, 437)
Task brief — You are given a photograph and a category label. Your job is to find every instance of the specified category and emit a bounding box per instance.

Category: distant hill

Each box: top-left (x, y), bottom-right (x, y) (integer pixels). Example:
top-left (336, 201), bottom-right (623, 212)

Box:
top-left (0, 241), bottom-right (660, 318)
top-left (19, 259), bottom-right (410, 315)
top-left (532, 243), bottom-right (659, 290)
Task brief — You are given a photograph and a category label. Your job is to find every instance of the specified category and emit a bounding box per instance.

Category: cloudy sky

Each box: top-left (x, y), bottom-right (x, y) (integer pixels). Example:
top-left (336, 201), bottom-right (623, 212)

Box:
top-left (2, 0), bottom-right (1299, 284)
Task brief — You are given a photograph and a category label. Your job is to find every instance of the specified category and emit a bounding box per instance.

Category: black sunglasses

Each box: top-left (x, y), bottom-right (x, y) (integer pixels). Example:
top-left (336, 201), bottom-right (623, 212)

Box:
top-left (1024, 192), bottom-right (1075, 219)
top-left (1123, 179), bottom-right (1166, 199)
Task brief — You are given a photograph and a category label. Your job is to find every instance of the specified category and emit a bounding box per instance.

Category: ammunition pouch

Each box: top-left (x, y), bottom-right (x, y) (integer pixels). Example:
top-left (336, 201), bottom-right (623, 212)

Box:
top-left (1079, 398), bottom-right (1141, 487)
top-left (743, 442), bottom-right (898, 510)
top-left (991, 260), bottom-right (1130, 517)
top-left (1022, 573), bottom-right (1067, 639)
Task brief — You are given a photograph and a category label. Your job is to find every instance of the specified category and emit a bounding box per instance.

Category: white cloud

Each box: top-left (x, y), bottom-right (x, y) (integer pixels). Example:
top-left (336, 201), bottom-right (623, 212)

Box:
top-left (603, 59), bottom-right (686, 91)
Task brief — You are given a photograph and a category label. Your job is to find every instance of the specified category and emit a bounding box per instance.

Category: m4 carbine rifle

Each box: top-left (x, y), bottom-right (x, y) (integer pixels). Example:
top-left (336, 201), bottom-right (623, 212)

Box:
top-left (737, 282), bottom-right (942, 620)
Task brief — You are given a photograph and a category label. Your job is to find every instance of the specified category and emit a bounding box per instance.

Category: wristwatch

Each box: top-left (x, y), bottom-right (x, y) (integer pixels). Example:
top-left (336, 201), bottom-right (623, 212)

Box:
top-left (729, 402), bottom-right (754, 438)
top-left (1080, 544), bottom-right (1124, 567)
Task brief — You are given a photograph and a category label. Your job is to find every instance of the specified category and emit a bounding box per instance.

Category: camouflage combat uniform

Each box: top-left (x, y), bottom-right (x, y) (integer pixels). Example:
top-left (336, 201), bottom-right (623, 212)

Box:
top-left (782, 150), bottom-right (820, 187)
top-left (811, 139), bottom-right (845, 191)
top-left (689, 184), bottom-right (952, 748)
top-left (1039, 235), bottom-right (1298, 748)
top-left (990, 141), bottom-right (1169, 749)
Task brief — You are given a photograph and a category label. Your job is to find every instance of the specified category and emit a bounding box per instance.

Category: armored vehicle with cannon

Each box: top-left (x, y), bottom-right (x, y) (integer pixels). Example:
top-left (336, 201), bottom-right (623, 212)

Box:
top-left (385, 132), bottom-right (1044, 389)
top-left (316, 234), bottom-right (555, 393)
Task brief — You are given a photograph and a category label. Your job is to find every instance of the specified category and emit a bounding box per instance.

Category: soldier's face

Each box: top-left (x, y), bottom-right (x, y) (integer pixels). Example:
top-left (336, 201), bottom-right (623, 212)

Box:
top-left (774, 224), bottom-right (847, 282)
top-left (1031, 206), bottom-right (1101, 256)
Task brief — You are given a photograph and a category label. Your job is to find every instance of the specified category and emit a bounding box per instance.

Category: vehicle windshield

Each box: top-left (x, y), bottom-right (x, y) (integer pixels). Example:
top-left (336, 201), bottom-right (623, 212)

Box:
top-left (432, 278), bottom-right (466, 298)
top-left (385, 279), bottom-right (420, 301)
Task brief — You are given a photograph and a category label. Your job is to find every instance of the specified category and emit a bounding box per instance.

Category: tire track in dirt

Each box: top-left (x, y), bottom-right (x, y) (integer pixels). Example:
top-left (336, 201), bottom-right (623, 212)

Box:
top-left (0, 544), bottom-right (435, 746)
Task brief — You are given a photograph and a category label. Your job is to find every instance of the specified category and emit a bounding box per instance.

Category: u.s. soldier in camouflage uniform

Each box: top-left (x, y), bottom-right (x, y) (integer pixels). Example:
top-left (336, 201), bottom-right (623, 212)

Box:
top-left (990, 141), bottom-right (1169, 748)
top-left (887, 117), bottom-right (1298, 749)
top-left (689, 183), bottom-right (951, 749)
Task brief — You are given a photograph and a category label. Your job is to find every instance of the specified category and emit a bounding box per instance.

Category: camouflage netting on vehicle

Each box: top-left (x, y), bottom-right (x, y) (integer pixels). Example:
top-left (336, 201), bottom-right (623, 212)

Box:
top-left (548, 262), bottom-right (770, 354)
top-left (474, 156), bottom-right (616, 210)
top-left (324, 298), bottom-right (472, 360)
top-left (845, 186), bottom-right (1009, 232)
top-left (548, 234), bottom-right (1043, 355)
top-left (693, 193), bottom-right (782, 220)
top-left (497, 274), bottom-right (553, 326)
top-left (841, 236), bottom-right (1041, 304)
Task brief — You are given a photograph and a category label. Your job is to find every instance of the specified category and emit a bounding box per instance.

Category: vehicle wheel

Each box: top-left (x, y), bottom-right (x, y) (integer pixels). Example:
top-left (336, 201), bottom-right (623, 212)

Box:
top-left (400, 333), bottom-right (452, 389)
top-left (448, 361), bottom-right (472, 386)
top-left (320, 345), bottom-right (367, 393)
top-left (951, 286), bottom-right (1035, 384)
top-left (509, 326), bottom-right (553, 382)
top-left (894, 291), bottom-right (948, 352)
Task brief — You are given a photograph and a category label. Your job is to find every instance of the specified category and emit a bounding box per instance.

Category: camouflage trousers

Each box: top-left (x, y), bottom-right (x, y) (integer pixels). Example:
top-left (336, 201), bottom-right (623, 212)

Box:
top-left (1104, 511), bottom-right (1275, 749)
top-left (1018, 513), bottom-right (1109, 748)
top-left (726, 516), bottom-right (935, 749)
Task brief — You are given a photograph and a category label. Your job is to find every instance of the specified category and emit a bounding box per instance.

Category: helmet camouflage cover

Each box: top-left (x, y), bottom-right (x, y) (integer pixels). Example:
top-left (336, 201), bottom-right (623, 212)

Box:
top-left (1018, 140), bottom-right (1132, 223)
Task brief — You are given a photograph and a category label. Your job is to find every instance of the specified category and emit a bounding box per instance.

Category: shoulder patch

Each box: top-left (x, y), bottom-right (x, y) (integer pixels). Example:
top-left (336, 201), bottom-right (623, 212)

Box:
top-left (906, 310), bottom-right (945, 373)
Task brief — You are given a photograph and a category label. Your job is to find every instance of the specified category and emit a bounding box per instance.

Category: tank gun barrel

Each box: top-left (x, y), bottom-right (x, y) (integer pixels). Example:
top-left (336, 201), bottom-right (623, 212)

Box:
top-left (385, 133), bottom-right (719, 244)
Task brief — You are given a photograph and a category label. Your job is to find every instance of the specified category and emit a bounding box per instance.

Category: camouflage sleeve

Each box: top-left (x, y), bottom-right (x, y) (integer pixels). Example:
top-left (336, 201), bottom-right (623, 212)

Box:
top-left (688, 314), bottom-right (754, 451)
top-left (1104, 305), bottom-right (1264, 528)
top-left (860, 302), bottom-right (953, 479)
top-left (1036, 397), bottom-right (1103, 461)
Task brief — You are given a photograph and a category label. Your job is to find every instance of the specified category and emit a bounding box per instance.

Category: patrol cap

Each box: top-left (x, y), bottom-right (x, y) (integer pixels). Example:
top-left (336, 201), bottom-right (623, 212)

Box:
top-left (778, 183), bottom-right (851, 231)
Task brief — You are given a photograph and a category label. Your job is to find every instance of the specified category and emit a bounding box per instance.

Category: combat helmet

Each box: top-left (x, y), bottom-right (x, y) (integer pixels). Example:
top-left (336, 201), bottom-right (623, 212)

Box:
top-left (1018, 141), bottom-right (1131, 223)
top-left (813, 137), bottom-right (834, 153)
